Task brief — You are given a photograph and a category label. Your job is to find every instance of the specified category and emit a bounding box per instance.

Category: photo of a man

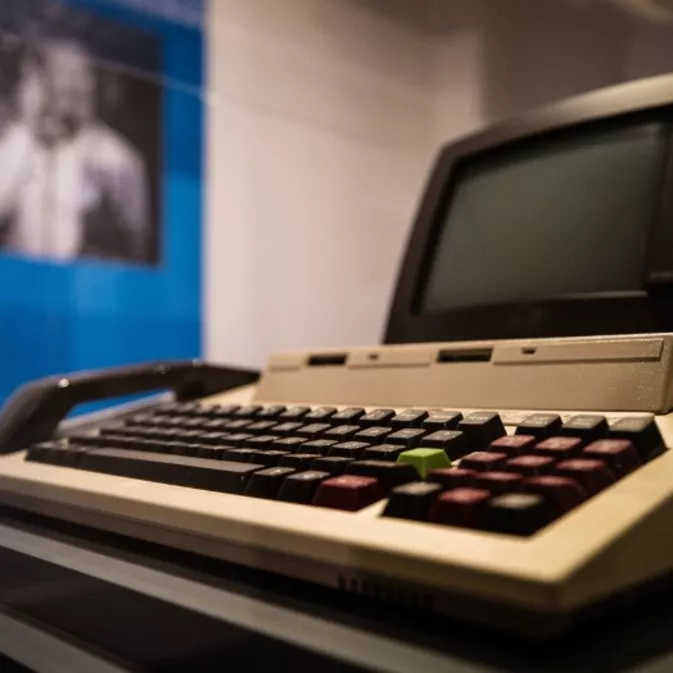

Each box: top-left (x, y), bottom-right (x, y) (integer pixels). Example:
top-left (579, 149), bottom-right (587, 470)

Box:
top-left (0, 3), bottom-right (162, 265)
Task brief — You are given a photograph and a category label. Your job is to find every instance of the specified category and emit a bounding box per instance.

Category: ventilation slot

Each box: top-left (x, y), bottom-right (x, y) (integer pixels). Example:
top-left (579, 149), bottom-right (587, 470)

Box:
top-left (437, 348), bottom-right (492, 363)
top-left (337, 575), bottom-right (434, 611)
top-left (307, 353), bottom-right (347, 367)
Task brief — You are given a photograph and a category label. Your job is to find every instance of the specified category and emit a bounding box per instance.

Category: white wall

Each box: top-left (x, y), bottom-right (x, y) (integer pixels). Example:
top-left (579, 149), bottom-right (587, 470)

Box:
top-left (206, 0), bottom-right (436, 369)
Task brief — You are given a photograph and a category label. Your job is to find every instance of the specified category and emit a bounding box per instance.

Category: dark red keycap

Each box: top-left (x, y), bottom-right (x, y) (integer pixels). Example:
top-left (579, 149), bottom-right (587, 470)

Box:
top-left (473, 471), bottom-right (525, 494)
top-left (489, 435), bottom-right (536, 457)
top-left (582, 439), bottom-right (641, 478)
top-left (504, 455), bottom-right (556, 476)
top-left (535, 436), bottom-right (583, 460)
top-left (555, 459), bottom-right (615, 495)
top-left (313, 475), bottom-right (384, 511)
top-left (459, 451), bottom-right (507, 472)
top-left (428, 488), bottom-right (491, 528)
top-left (523, 476), bottom-right (587, 514)
top-left (427, 467), bottom-right (475, 489)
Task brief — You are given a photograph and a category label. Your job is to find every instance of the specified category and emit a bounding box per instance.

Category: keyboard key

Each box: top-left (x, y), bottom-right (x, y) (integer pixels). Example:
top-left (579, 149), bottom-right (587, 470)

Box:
top-left (246, 420), bottom-right (278, 434)
top-left (428, 488), bottom-right (491, 528)
top-left (516, 414), bottom-right (562, 439)
top-left (458, 412), bottom-right (506, 450)
top-left (523, 476), bottom-right (587, 514)
top-left (555, 459), bottom-right (615, 495)
top-left (26, 441), bottom-right (75, 465)
top-left (255, 405), bottom-right (287, 420)
top-left (272, 422), bottom-right (305, 437)
top-left (489, 434), bottom-right (536, 457)
top-left (328, 441), bottom-right (370, 459)
top-left (504, 455), bottom-right (556, 476)
top-left (387, 429), bottom-right (426, 448)
top-left (311, 456), bottom-right (354, 476)
top-left (209, 404), bottom-right (241, 418)
top-left (324, 425), bottom-right (361, 441)
top-left (279, 406), bottom-right (311, 421)
top-left (234, 405), bottom-right (264, 419)
top-left (382, 482), bottom-right (442, 520)
top-left (561, 415), bottom-right (608, 444)
top-left (483, 494), bottom-right (551, 536)
top-left (271, 437), bottom-right (307, 453)
top-left (459, 451), bottom-right (507, 472)
top-left (303, 406), bottom-right (338, 422)
top-left (222, 448), bottom-right (259, 463)
top-left (78, 449), bottom-right (263, 494)
top-left (245, 467), bottom-right (296, 499)
top-left (608, 417), bottom-right (665, 462)
top-left (390, 409), bottom-right (429, 429)
top-left (313, 475), bottom-right (384, 511)
top-left (535, 436), bottom-right (583, 460)
top-left (195, 446), bottom-right (230, 460)
top-left (331, 407), bottom-right (366, 424)
top-left (427, 467), bottom-right (475, 489)
top-left (361, 444), bottom-right (406, 461)
top-left (473, 471), bottom-right (525, 494)
top-left (346, 460), bottom-right (418, 491)
top-left (279, 453), bottom-right (322, 470)
top-left (223, 419), bottom-right (253, 431)
top-left (359, 409), bottom-right (395, 427)
top-left (422, 411), bottom-right (463, 431)
top-left (296, 423), bottom-right (332, 439)
top-left (421, 430), bottom-right (469, 459)
top-left (582, 439), bottom-right (641, 478)
top-left (245, 434), bottom-right (281, 449)
top-left (301, 439), bottom-right (338, 456)
top-left (397, 448), bottom-right (451, 479)
top-left (277, 471), bottom-right (330, 504)
top-left (256, 450), bottom-right (291, 467)
top-left (354, 426), bottom-right (393, 443)
top-left (223, 433), bottom-right (253, 447)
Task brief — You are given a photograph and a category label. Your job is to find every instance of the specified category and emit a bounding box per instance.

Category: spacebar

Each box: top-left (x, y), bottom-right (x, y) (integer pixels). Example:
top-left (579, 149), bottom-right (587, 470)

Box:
top-left (78, 448), bottom-right (264, 494)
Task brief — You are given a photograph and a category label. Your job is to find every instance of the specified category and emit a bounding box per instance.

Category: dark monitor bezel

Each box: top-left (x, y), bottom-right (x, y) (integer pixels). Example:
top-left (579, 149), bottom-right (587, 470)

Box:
top-left (385, 76), bottom-right (673, 345)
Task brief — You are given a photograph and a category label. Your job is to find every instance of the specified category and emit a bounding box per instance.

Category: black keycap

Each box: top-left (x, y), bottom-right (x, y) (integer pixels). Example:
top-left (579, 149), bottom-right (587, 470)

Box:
top-left (301, 439), bottom-right (338, 455)
top-left (195, 446), bottom-right (229, 460)
top-left (272, 422), bottom-right (305, 437)
top-left (609, 416), bottom-right (666, 461)
top-left (223, 419), bottom-right (253, 431)
top-left (361, 444), bottom-right (406, 461)
top-left (271, 437), bottom-right (307, 453)
top-left (296, 423), bottom-right (332, 439)
top-left (354, 426), bottom-right (392, 443)
top-left (277, 471), bottom-right (330, 504)
top-left (482, 493), bottom-right (552, 536)
top-left (245, 434), bottom-right (281, 449)
top-left (246, 420), bottom-right (278, 434)
top-left (26, 441), bottom-right (73, 465)
top-left (359, 409), bottom-right (395, 427)
top-left (100, 424), bottom-right (138, 437)
top-left (222, 448), bottom-right (259, 462)
top-left (422, 411), bottom-right (463, 431)
top-left (173, 443), bottom-right (207, 457)
top-left (331, 407), bottom-right (365, 424)
top-left (279, 406), bottom-right (311, 421)
top-left (255, 405), bottom-right (287, 420)
top-left (458, 412), bottom-right (506, 450)
top-left (387, 428), bottom-right (426, 448)
top-left (324, 425), bottom-right (360, 441)
top-left (328, 441), bottom-right (370, 459)
top-left (303, 406), bottom-right (338, 422)
top-left (199, 432), bottom-right (232, 446)
top-left (382, 482), bottom-right (442, 521)
top-left (257, 450), bottom-right (292, 467)
top-left (516, 414), bottom-right (562, 439)
top-left (69, 432), bottom-right (110, 448)
top-left (311, 456), bottom-right (353, 476)
top-left (173, 430), bottom-right (206, 444)
top-left (124, 413), bottom-right (157, 426)
top-left (180, 417), bottom-right (207, 429)
top-left (200, 419), bottom-right (230, 432)
top-left (279, 453), bottom-right (322, 470)
top-left (345, 461), bottom-right (417, 491)
top-left (560, 415), bottom-right (608, 444)
top-left (390, 409), bottom-right (429, 429)
top-left (78, 449), bottom-right (263, 493)
top-left (421, 430), bottom-right (470, 459)
top-left (221, 432), bottom-right (253, 447)
top-left (210, 404), bottom-right (242, 418)
top-left (233, 405), bottom-right (264, 419)
top-left (245, 467), bottom-right (296, 499)
top-left (166, 402), bottom-right (201, 416)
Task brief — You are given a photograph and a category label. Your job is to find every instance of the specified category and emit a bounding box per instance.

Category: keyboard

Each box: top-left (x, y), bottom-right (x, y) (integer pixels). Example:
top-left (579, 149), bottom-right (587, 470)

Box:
top-left (0, 335), bottom-right (672, 637)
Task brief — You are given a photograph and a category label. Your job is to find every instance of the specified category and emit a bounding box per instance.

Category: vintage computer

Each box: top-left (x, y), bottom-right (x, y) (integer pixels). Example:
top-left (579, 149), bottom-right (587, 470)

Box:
top-left (2, 75), bottom-right (673, 637)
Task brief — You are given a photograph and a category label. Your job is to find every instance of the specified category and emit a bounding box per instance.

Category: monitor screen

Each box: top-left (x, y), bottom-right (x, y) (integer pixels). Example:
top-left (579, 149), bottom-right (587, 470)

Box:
top-left (420, 121), bottom-right (669, 314)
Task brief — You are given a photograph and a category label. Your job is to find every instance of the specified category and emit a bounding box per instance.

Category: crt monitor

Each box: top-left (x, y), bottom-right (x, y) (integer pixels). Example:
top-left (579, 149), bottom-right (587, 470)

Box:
top-left (385, 75), bottom-right (673, 345)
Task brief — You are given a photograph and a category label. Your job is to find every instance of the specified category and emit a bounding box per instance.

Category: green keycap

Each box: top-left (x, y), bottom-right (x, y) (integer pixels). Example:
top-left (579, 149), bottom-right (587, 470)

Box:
top-left (397, 448), bottom-right (452, 479)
